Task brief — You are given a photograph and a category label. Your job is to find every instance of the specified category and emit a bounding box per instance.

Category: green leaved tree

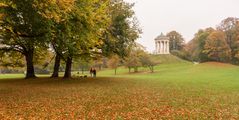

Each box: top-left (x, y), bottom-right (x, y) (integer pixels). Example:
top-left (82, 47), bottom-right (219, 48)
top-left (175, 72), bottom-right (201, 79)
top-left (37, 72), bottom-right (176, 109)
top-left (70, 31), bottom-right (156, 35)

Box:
top-left (0, 0), bottom-right (51, 78)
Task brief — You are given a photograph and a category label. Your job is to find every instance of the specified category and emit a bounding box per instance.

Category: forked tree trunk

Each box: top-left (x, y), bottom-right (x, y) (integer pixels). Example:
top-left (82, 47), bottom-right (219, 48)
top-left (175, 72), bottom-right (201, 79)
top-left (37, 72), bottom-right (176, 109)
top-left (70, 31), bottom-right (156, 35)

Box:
top-left (51, 53), bottom-right (61, 78)
top-left (25, 50), bottom-right (36, 79)
top-left (63, 57), bottom-right (72, 78)
top-left (149, 66), bottom-right (154, 73)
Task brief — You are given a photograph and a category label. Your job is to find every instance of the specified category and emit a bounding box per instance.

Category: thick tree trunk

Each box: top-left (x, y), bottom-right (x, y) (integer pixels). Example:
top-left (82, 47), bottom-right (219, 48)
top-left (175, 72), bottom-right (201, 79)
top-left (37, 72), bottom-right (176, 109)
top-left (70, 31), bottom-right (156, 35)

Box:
top-left (134, 67), bottom-right (138, 72)
top-left (51, 53), bottom-right (61, 78)
top-left (128, 67), bottom-right (131, 73)
top-left (63, 57), bottom-right (72, 78)
top-left (114, 68), bottom-right (117, 75)
top-left (25, 50), bottom-right (36, 79)
top-left (82, 68), bottom-right (84, 74)
top-left (99, 65), bottom-right (101, 70)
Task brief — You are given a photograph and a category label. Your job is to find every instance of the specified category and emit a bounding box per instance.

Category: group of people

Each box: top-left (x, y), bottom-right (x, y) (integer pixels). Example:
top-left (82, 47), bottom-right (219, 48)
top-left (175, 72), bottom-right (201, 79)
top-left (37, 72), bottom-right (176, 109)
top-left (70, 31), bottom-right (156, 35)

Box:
top-left (90, 68), bottom-right (97, 77)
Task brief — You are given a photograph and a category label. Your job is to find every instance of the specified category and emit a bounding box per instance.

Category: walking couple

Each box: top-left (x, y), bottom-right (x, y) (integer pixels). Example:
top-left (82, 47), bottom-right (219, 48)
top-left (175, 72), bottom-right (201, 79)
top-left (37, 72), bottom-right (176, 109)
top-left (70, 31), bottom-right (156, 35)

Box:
top-left (90, 68), bottom-right (96, 77)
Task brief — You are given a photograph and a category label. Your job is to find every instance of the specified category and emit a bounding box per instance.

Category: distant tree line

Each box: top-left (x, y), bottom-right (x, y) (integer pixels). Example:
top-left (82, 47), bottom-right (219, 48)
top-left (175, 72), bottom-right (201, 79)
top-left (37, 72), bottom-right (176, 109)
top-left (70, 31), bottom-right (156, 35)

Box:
top-left (184, 17), bottom-right (239, 64)
top-left (167, 17), bottom-right (239, 64)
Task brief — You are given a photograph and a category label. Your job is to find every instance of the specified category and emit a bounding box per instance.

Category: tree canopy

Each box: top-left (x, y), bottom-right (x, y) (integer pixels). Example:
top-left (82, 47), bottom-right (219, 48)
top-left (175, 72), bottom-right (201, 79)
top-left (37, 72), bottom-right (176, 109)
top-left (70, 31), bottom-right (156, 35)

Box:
top-left (183, 17), bottom-right (239, 64)
top-left (0, 0), bottom-right (141, 78)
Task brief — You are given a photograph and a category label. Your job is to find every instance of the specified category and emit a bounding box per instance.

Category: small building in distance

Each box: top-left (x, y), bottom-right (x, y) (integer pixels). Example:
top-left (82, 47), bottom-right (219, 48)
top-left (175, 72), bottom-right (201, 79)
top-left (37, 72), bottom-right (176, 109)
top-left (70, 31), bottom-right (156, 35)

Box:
top-left (154, 33), bottom-right (170, 54)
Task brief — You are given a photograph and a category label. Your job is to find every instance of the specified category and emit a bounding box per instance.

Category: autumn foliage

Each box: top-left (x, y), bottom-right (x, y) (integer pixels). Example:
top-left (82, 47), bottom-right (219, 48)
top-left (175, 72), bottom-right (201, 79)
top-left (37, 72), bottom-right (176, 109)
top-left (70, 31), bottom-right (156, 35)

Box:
top-left (183, 17), bottom-right (239, 64)
top-left (204, 30), bottom-right (231, 62)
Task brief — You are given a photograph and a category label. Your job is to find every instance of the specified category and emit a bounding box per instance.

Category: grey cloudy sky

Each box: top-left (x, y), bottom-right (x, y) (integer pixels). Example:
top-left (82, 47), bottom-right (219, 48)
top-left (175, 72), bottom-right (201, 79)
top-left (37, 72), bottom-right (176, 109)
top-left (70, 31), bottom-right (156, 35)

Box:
top-left (125, 0), bottom-right (239, 52)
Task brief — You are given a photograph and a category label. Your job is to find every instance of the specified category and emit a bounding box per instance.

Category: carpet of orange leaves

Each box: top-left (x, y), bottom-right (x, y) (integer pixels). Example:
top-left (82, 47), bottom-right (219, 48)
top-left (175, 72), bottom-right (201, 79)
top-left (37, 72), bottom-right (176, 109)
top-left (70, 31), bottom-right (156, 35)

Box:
top-left (0, 77), bottom-right (239, 119)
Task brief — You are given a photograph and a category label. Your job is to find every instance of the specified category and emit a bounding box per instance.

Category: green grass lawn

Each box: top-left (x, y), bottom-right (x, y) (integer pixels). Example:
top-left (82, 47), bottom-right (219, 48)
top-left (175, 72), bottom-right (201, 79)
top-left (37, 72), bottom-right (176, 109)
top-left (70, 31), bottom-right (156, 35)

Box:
top-left (1, 58), bottom-right (239, 119)
top-left (0, 74), bottom-right (25, 79)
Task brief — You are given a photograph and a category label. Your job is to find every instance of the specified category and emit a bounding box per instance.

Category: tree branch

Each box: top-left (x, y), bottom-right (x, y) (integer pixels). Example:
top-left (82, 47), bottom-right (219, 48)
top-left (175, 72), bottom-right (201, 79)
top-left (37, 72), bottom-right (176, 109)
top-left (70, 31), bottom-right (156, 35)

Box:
top-left (0, 45), bottom-right (24, 53)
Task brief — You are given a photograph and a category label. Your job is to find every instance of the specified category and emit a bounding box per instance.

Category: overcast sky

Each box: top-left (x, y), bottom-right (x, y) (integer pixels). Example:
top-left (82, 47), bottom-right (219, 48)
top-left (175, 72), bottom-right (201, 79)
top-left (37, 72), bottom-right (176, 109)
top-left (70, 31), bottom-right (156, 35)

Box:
top-left (125, 0), bottom-right (239, 52)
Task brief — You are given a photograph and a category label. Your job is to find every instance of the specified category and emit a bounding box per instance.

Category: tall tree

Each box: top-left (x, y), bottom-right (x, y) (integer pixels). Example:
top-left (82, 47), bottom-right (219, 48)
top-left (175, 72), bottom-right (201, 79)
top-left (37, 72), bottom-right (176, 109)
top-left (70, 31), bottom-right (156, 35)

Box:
top-left (217, 17), bottom-right (239, 47)
top-left (45, 0), bottom-right (80, 78)
top-left (124, 43), bottom-right (145, 73)
top-left (101, 0), bottom-right (141, 58)
top-left (0, 0), bottom-right (51, 78)
top-left (166, 31), bottom-right (185, 51)
top-left (139, 53), bottom-right (158, 73)
top-left (61, 0), bottom-right (110, 78)
top-left (234, 21), bottom-right (239, 61)
top-left (37, 0), bottom-right (110, 78)
top-left (217, 17), bottom-right (239, 63)
top-left (203, 30), bottom-right (231, 62)
top-left (186, 28), bottom-right (214, 62)
top-left (59, 0), bottom-right (141, 78)
top-left (107, 55), bottom-right (120, 75)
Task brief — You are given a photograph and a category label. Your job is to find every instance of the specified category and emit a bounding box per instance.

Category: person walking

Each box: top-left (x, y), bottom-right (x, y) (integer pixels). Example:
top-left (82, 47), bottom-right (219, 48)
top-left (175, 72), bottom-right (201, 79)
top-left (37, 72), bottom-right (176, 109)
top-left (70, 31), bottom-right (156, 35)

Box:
top-left (90, 68), bottom-right (93, 77)
top-left (93, 68), bottom-right (96, 77)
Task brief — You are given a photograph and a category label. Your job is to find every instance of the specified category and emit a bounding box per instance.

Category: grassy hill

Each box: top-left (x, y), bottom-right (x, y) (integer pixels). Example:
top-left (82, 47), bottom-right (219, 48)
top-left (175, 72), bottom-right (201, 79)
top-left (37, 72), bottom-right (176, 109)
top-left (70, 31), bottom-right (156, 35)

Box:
top-left (99, 54), bottom-right (192, 76)
top-left (150, 54), bottom-right (189, 64)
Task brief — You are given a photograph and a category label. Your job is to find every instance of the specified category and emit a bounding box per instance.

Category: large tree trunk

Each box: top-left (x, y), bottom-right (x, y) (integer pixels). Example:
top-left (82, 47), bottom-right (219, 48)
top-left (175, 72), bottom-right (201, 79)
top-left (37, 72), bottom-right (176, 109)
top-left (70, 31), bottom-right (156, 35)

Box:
top-left (25, 50), bottom-right (36, 79)
top-left (51, 53), bottom-right (61, 78)
top-left (82, 68), bottom-right (84, 74)
top-left (99, 65), bottom-right (102, 70)
top-left (63, 57), bottom-right (72, 78)
top-left (134, 67), bottom-right (138, 72)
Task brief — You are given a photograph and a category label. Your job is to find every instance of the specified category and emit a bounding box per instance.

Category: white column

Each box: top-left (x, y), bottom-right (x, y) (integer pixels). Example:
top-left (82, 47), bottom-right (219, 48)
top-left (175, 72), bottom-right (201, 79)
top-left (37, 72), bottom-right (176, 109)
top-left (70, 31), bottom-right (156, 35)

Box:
top-left (162, 41), bottom-right (164, 54)
top-left (167, 41), bottom-right (170, 54)
top-left (165, 41), bottom-right (167, 54)
top-left (160, 41), bottom-right (163, 54)
top-left (166, 41), bottom-right (168, 53)
top-left (158, 42), bottom-right (160, 54)
top-left (165, 41), bottom-right (168, 54)
top-left (158, 41), bottom-right (161, 54)
top-left (164, 41), bottom-right (166, 54)
top-left (155, 42), bottom-right (158, 54)
top-left (163, 41), bottom-right (165, 54)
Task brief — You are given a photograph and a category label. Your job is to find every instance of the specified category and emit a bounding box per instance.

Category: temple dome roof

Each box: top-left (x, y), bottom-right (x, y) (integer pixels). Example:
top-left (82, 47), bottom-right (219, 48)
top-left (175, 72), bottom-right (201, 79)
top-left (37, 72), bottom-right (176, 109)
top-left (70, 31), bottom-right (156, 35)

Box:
top-left (155, 33), bottom-right (169, 40)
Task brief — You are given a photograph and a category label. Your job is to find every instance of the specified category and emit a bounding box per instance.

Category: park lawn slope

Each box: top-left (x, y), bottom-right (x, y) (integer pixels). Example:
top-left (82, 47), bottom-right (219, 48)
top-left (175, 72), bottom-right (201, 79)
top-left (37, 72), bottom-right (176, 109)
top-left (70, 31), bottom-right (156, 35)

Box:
top-left (98, 54), bottom-right (191, 77)
top-left (99, 61), bottom-right (239, 90)
top-left (1, 61), bottom-right (239, 119)
top-left (150, 54), bottom-right (188, 64)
